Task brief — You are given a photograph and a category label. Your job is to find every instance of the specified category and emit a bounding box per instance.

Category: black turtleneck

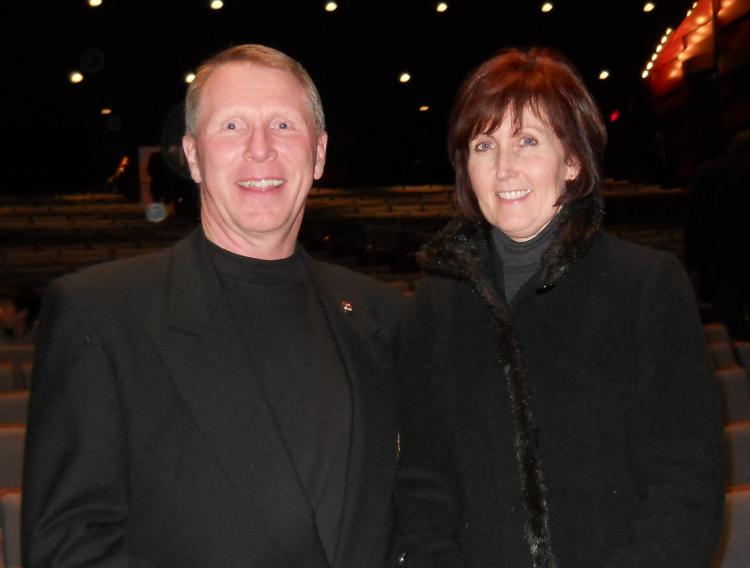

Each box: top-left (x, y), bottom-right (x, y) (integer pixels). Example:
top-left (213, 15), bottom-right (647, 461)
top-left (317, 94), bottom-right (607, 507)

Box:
top-left (206, 235), bottom-right (351, 565)
top-left (491, 214), bottom-right (559, 303)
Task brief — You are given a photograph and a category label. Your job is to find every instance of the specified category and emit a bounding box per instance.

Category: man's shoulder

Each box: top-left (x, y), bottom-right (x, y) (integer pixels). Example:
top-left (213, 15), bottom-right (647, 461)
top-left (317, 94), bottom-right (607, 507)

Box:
top-left (54, 245), bottom-right (172, 298)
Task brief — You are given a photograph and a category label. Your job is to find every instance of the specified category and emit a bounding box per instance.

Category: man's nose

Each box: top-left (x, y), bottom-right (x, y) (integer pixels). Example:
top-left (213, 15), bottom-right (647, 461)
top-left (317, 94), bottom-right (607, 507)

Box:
top-left (243, 127), bottom-right (277, 162)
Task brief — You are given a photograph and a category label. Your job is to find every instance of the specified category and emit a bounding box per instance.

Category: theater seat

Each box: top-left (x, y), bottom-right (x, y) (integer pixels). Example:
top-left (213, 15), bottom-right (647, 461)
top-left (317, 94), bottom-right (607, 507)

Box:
top-left (0, 393), bottom-right (28, 425)
top-left (725, 421), bottom-right (750, 486)
top-left (715, 487), bottom-right (750, 568)
top-left (0, 426), bottom-right (25, 490)
top-left (712, 343), bottom-right (739, 370)
top-left (734, 342), bottom-right (750, 374)
top-left (705, 322), bottom-right (731, 344)
top-left (0, 489), bottom-right (21, 568)
top-left (717, 367), bottom-right (750, 423)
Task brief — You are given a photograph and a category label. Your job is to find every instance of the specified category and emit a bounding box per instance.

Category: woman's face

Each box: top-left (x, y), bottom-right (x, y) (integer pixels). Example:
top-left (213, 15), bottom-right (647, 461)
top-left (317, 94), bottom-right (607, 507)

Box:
top-left (467, 107), bottom-right (579, 241)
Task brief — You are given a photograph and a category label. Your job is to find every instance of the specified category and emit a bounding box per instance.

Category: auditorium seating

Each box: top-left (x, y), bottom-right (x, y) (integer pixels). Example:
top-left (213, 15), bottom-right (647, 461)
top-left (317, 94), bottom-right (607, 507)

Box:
top-left (717, 368), bottom-right (750, 423)
top-left (734, 342), bottom-right (750, 374)
top-left (0, 425), bottom-right (25, 490)
top-left (706, 322), bottom-right (732, 344)
top-left (712, 343), bottom-right (740, 371)
top-left (725, 421), bottom-right (750, 487)
top-left (0, 393), bottom-right (28, 425)
top-left (0, 489), bottom-right (21, 568)
top-left (715, 487), bottom-right (750, 568)
top-left (0, 347), bottom-right (32, 391)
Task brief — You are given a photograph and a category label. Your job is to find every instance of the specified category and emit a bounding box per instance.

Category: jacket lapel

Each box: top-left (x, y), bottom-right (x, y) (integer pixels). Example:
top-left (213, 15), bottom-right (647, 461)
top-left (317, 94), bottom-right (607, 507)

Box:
top-left (157, 231), bottom-right (329, 568)
top-left (303, 255), bottom-right (397, 568)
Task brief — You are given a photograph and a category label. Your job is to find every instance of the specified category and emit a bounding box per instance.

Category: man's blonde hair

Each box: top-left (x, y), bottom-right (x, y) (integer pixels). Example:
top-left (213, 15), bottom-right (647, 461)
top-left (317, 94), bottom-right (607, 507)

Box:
top-left (184, 44), bottom-right (325, 136)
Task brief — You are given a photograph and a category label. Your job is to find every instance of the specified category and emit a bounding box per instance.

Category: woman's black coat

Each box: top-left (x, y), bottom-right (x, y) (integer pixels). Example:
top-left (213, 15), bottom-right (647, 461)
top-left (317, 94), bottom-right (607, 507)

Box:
top-left (395, 194), bottom-right (724, 567)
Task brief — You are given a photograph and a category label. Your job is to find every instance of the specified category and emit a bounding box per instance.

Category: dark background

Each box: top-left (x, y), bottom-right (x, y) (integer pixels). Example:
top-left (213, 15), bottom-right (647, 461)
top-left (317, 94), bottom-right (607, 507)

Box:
top-left (8, 0), bottom-right (693, 193)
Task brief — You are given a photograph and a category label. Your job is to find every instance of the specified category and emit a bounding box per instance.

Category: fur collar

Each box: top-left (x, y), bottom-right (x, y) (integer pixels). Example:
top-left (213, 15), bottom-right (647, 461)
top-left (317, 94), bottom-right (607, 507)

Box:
top-left (419, 192), bottom-right (604, 288)
top-left (417, 192), bottom-right (604, 568)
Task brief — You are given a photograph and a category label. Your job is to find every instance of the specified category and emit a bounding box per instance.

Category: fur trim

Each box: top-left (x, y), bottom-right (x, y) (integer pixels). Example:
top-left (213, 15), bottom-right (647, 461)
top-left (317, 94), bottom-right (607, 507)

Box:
top-left (418, 193), bottom-right (604, 289)
top-left (418, 193), bottom-right (604, 567)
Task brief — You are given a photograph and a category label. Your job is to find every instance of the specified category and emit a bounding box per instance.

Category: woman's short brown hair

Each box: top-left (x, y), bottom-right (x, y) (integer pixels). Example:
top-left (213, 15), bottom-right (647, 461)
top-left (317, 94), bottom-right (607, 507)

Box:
top-left (447, 48), bottom-right (607, 222)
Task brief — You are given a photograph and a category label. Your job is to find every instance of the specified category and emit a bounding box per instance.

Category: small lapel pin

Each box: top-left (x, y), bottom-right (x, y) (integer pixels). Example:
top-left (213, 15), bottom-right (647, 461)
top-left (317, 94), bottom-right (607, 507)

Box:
top-left (340, 300), bottom-right (353, 314)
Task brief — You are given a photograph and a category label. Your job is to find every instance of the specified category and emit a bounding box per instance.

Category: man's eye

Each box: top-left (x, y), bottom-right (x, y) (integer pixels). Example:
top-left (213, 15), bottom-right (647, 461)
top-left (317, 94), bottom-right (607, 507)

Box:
top-left (225, 121), bottom-right (237, 130)
top-left (275, 120), bottom-right (290, 130)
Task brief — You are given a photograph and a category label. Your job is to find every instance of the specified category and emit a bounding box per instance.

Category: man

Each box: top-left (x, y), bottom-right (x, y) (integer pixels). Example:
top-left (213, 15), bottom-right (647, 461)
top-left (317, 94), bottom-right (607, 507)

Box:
top-left (22, 44), bottom-right (401, 567)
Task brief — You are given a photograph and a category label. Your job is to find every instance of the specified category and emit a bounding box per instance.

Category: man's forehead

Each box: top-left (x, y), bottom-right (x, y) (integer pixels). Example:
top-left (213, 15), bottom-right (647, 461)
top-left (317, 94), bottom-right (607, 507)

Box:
top-left (206, 62), bottom-right (303, 94)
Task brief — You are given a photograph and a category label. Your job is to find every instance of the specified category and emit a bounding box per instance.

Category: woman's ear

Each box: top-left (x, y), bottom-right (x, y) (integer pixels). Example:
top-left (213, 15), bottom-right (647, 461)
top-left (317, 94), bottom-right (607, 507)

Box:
top-left (565, 156), bottom-right (581, 181)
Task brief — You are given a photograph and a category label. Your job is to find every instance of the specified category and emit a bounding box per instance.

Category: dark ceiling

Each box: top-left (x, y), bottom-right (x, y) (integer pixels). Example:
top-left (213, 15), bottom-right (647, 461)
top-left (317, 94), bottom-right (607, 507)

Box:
top-left (9, 0), bottom-right (693, 193)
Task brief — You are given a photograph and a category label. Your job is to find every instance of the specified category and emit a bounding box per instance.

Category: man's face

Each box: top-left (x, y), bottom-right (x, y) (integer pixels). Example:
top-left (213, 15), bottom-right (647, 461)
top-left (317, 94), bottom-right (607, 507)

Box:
top-left (183, 62), bottom-right (327, 258)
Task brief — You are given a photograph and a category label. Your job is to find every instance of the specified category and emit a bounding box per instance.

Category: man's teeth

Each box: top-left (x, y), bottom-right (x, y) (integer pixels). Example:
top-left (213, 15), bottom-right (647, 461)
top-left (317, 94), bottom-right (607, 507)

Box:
top-left (496, 189), bottom-right (532, 200)
top-left (238, 179), bottom-right (284, 190)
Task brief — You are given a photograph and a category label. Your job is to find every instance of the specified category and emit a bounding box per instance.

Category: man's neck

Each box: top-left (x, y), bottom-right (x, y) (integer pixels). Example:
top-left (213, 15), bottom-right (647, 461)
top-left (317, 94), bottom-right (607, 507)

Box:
top-left (201, 220), bottom-right (297, 260)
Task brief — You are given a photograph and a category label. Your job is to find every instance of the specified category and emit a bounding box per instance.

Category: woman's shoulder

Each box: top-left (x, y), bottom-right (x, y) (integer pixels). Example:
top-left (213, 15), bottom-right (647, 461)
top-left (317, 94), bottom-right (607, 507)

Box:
top-left (588, 231), bottom-right (691, 292)
top-left (592, 231), bottom-right (679, 270)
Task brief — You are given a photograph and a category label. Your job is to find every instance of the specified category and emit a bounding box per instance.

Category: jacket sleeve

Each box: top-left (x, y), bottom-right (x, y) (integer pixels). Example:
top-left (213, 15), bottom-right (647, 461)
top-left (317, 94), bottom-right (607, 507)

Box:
top-left (605, 252), bottom-right (725, 567)
top-left (22, 279), bottom-right (152, 567)
top-left (394, 284), bottom-right (467, 568)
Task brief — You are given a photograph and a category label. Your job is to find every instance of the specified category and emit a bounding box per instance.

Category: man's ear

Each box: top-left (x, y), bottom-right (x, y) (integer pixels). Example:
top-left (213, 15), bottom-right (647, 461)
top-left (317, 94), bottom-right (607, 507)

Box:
top-left (182, 135), bottom-right (203, 184)
top-left (313, 131), bottom-right (328, 181)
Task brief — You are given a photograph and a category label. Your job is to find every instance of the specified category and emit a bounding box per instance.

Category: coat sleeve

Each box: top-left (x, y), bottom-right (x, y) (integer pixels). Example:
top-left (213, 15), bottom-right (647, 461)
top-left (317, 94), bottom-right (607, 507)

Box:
top-left (605, 252), bottom-right (725, 567)
top-left (394, 283), bottom-right (467, 568)
top-left (22, 279), bottom-right (152, 567)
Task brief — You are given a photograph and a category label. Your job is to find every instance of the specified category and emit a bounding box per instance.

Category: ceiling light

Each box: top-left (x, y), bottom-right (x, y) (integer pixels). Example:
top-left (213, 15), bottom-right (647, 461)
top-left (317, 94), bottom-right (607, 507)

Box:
top-left (598, 70), bottom-right (609, 80)
top-left (185, 73), bottom-right (196, 84)
top-left (436, 2), bottom-right (448, 13)
top-left (643, 2), bottom-right (655, 12)
top-left (325, 2), bottom-right (338, 12)
top-left (69, 71), bottom-right (84, 84)
top-left (541, 3), bottom-right (554, 13)
top-left (399, 72), bottom-right (411, 83)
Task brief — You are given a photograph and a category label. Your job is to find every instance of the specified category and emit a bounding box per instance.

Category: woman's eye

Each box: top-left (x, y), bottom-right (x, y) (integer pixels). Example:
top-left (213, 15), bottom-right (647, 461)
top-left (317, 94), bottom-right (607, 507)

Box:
top-left (520, 136), bottom-right (537, 146)
top-left (474, 141), bottom-right (492, 151)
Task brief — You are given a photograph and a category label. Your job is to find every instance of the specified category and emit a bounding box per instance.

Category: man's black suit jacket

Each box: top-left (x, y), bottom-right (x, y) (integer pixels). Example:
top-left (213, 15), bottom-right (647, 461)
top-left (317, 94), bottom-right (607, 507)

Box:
top-left (22, 229), bottom-right (402, 568)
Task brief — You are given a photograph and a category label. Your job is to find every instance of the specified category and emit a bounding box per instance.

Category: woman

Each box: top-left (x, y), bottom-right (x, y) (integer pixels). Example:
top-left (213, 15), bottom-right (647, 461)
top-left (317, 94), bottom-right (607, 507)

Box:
top-left (395, 48), bottom-right (724, 568)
